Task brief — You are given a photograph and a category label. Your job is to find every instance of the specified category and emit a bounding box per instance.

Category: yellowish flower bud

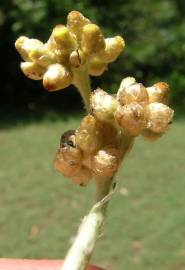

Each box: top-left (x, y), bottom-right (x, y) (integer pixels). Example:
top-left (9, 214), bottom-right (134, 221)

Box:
top-left (29, 46), bottom-right (55, 68)
top-left (88, 57), bottom-right (107, 76)
top-left (43, 64), bottom-right (72, 91)
top-left (93, 147), bottom-right (121, 177)
top-left (52, 25), bottom-right (77, 54)
top-left (90, 89), bottom-right (118, 122)
top-left (71, 166), bottom-right (92, 186)
top-left (15, 36), bottom-right (43, 61)
top-left (147, 82), bottom-right (169, 104)
top-left (20, 62), bottom-right (45, 80)
top-left (100, 36), bottom-right (125, 63)
top-left (67, 11), bottom-right (90, 40)
top-left (142, 129), bottom-right (163, 141)
top-left (54, 148), bottom-right (81, 178)
top-left (45, 36), bottom-right (68, 64)
top-left (81, 24), bottom-right (105, 55)
top-left (69, 50), bottom-right (86, 68)
top-left (147, 102), bottom-right (174, 133)
top-left (115, 103), bottom-right (147, 136)
top-left (117, 83), bottom-right (149, 105)
top-left (76, 115), bottom-right (102, 153)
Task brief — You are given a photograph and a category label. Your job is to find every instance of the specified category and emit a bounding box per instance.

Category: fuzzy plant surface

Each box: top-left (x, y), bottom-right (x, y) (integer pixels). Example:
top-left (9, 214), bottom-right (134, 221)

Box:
top-left (15, 11), bottom-right (174, 270)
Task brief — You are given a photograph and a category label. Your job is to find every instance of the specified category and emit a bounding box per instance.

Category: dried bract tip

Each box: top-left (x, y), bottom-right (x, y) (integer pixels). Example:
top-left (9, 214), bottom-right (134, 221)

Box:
top-left (101, 36), bottom-right (125, 63)
top-left (118, 83), bottom-right (149, 105)
top-left (88, 57), bottom-right (107, 76)
top-left (43, 64), bottom-right (72, 91)
top-left (147, 82), bottom-right (169, 104)
top-left (81, 24), bottom-right (105, 55)
top-left (71, 166), bottom-right (92, 186)
top-left (20, 62), bottom-right (45, 80)
top-left (67, 11), bottom-right (90, 40)
top-left (76, 115), bottom-right (102, 153)
top-left (142, 129), bottom-right (163, 141)
top-left (154, 82), bottom-right (169, 91)
top-left (93, 147), bottom-right (120, 177)
top-left (115, 103), bottom-right (147, 136)
top-left (90, 89), bottom-right (118, 122)
top-left (147, 102), bottom-right (174, 133)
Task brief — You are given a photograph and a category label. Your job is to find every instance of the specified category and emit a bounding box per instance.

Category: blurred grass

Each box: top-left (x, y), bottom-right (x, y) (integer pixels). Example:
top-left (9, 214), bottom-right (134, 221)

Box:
top-left (0, 114), bottom-right (185, 270)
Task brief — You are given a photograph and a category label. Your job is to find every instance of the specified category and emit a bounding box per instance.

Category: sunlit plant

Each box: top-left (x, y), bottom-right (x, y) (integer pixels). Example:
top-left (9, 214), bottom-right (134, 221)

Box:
top-left (15, 11), bottom-right (174, 270)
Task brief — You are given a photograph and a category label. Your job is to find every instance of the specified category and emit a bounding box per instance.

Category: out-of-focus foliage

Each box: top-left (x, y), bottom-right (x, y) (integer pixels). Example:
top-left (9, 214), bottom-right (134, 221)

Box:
top-left (1, 0), bottom-right (185, 110)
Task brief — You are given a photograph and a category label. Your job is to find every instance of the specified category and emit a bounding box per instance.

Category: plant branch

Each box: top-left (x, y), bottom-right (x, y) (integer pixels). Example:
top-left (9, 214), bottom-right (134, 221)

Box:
top-left (61, 184), bottom-right (115, 270)
top-left (72, 67), bottom-right (92, 112)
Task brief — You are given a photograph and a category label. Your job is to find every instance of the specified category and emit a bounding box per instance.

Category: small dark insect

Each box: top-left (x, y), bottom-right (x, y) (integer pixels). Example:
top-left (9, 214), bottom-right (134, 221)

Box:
top-left (60, 130), bottom-right (76, 148)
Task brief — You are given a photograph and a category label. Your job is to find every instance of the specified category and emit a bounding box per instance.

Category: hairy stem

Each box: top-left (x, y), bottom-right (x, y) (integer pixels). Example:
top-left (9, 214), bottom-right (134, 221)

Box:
top-left (61, 183), bottom-right (114, 270)
top-left (72, 67), bottom-right (92, 112)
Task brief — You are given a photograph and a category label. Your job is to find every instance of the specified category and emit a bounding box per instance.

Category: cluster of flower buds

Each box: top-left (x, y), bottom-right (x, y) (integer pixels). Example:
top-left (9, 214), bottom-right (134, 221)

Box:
top-left (116, 78), bottom-right (174, 140)
top-left (89, 78), bottom-right (173, 140)
top-left (54, 78), bottom-right (174, 185)
top-left (54, 115), bottom-right (125, 186)
top-left (15, 11), bottom-right (125, 92)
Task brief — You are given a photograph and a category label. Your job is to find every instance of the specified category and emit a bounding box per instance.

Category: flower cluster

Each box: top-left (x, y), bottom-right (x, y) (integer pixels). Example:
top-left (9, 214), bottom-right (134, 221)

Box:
top-left (91, 78), bottom-right (174, 140)
top-left (115, 78), bottom-right (174, 140)
top-left (54, 116), bottom-right (123, 186)
top-left (54, 77), bottom-right (174, 186)
top-left (15, 11), bottom-right (125, 92)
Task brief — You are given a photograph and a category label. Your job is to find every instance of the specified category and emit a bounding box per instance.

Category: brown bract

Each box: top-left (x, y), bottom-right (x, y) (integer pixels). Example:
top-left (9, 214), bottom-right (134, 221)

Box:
top-left (118, 83), bottom-right (149, 106)
top-left (147, 102), bottom-right (174, 133)
top-left (93, 147), bottom-right (121, 177)
top-left (76, 115), bottom-right (102, 154)
top-left (115, 103), bottom-right (147, 136)
top-left (147, 82), bottom-right (169, 104)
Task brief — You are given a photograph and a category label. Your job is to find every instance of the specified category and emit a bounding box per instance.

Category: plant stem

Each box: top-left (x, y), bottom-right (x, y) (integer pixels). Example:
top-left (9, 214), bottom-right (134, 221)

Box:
top-left (72, 67), bottom-right (92, 112)
top-left (61, 180), bottom-right (114, 270)
top-left (94, 176), bottom-right (114, 203)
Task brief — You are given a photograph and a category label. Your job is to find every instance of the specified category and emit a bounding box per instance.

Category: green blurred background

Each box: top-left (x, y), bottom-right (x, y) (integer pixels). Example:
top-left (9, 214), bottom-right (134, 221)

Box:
top-left (0, 1), bottom-right (185, 270)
